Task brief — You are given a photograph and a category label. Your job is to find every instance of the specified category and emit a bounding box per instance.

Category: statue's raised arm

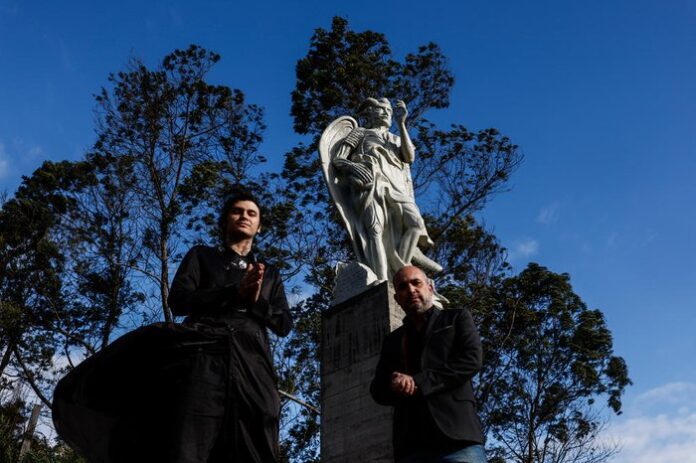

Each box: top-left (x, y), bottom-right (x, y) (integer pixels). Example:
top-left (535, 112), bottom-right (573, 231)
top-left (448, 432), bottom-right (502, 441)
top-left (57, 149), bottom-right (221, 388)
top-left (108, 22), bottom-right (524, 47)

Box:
top-left (319, 97), bottom-right (442, 283)
top-left (394, 99), bottom-right (415, 164)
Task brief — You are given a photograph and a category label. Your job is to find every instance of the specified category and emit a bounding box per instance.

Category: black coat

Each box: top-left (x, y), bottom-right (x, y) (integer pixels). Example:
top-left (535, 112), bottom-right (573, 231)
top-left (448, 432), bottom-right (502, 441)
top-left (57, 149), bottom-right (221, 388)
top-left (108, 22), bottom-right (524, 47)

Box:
top-left (52, 245), bottom-right (292, 462)
top-left (370, 307), bottom-right (485, 447)
top-left (168, 245), bottom-right (292, 336)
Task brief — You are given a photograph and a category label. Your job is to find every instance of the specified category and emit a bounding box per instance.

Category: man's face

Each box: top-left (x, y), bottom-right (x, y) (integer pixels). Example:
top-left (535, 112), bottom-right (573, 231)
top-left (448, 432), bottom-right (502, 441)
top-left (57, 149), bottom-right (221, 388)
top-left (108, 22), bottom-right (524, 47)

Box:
top-left (393, 266), bottom-right (434, 316)
top-left (365, 104), bottom-right (392, 129)
top-left (225, 200), bottom-right (261, 240)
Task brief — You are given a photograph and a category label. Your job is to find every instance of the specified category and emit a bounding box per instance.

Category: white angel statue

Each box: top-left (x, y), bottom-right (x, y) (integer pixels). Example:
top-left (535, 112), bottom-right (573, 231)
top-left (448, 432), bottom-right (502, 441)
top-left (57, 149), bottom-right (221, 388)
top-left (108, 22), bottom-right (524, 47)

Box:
top-left (319, 97), bottom-right (442, 282)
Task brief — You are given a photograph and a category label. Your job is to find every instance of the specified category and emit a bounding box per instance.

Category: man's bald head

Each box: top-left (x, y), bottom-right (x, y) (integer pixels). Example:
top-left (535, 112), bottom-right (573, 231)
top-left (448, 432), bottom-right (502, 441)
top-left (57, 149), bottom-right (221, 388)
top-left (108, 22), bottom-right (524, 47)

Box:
top-left (392, 265), bottom-right (427, 285)
top-left (392, 266), bottom-right (434, 316)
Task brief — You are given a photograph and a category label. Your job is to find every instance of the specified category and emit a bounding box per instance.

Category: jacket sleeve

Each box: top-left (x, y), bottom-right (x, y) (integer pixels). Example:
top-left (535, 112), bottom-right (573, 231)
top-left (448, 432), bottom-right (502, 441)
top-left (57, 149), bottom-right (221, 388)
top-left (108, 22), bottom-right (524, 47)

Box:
top-left (412, 309), bottom-right (482, 397)
top-left (247, 267), bottom-right (293, 337)
top-left (370, 333), bottom-right (405, 406)
top-left (168, 247), bottom-right (240, 317)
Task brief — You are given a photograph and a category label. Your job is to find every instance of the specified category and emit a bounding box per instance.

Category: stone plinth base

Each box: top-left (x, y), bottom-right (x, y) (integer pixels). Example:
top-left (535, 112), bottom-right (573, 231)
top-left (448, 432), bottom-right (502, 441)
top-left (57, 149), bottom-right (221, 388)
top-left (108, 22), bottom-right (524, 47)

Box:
top-left (321, 282), bottom-right (404, 462)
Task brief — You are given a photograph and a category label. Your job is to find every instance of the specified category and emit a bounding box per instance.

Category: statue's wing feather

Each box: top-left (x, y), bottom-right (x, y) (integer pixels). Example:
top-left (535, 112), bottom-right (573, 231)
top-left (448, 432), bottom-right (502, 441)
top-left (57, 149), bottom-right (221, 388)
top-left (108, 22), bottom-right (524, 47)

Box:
top-left (319, 116), bottom-right (360, 247)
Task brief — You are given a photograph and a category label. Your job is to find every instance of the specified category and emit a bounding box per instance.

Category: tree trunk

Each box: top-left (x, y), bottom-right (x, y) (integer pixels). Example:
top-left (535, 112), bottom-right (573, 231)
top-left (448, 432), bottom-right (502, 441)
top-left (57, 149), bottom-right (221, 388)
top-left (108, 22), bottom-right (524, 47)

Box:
top-left (0, 341), bottom-right (14, 378)
top-left (160, 233), bottom-right (172, 323)
top-left (101, 274), bottom-right (122, 349)
top-left (18, 403), bottom-right (42, 459)
top-left (13, 347), bottom-right (52, 409)
top-left (527, 411), bottom-right (535, 463)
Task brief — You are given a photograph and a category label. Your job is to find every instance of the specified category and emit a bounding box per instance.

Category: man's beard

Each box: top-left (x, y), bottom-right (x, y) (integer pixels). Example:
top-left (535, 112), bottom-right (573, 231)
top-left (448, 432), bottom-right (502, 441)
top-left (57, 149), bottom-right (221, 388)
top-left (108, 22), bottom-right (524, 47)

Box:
top-left (407, 297), bottom-right (433, 315)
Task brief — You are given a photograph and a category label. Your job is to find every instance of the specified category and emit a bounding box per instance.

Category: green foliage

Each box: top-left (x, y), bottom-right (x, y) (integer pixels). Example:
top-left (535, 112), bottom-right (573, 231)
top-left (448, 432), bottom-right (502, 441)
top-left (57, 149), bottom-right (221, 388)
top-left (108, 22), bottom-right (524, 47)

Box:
top-left (93, 44), bottom-right (268, 322)
top-left (0, 393), bottom-right (84, 462)
top-left (1, 44), bottom-right (281, 460)
top-left (468, 263), bottom-right (630, 463)
top-left (52, 155), bottom-right (144, 353)
top-left (292, 17), bottom-right (452, 137)
top-left (277, 290), bottom-right (326, 463)
top-left (0, 170), bottom-right (69, 396)
top-left (0, 400), bottom-right (24, 462)
top-left (430, 214), bottom-right (511, 288)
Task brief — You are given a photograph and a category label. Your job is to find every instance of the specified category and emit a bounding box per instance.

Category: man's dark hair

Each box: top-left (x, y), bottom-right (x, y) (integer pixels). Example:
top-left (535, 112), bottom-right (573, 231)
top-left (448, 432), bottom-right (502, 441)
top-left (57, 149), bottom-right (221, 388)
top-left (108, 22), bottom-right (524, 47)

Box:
top-left (218, 188), bottom-right (263, 240)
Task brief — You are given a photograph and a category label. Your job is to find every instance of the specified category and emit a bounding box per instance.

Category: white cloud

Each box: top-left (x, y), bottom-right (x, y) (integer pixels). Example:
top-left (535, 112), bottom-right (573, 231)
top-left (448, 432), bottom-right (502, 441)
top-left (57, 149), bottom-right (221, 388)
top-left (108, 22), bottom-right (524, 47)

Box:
top-left (604, 382), bottom-right (696, 463)
top-left (537, 201), bottom-right (560, 224)
top-left (634, 382), bottom-right (696, 406)
top-left (0, 140), bottom-right (48, 183)
top-left (508, 238), bottom-right (539, 261)
top-left (517, 239), bottom-right (539, 256)
top-left (607, 414), bottom-right (696, 463)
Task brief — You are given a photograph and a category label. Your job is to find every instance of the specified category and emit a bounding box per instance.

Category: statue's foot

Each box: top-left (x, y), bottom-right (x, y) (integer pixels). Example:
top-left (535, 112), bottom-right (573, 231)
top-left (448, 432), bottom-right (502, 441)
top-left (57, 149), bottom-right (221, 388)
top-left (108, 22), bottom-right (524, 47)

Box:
top-left (411, 247), bottom-right (443, 273)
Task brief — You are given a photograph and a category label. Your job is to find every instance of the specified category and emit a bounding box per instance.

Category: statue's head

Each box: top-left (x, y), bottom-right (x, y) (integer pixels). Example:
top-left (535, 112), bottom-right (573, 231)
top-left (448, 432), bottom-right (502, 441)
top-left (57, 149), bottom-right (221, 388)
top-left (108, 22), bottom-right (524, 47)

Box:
top-left (358, 97), bottom-right (392, 129)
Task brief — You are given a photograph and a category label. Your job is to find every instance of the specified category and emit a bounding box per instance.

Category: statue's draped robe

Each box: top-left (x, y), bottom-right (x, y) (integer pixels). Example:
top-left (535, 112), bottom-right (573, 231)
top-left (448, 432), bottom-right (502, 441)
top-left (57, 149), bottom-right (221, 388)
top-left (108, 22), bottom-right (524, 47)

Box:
top-left (340, 127), bottom-right (431, 276)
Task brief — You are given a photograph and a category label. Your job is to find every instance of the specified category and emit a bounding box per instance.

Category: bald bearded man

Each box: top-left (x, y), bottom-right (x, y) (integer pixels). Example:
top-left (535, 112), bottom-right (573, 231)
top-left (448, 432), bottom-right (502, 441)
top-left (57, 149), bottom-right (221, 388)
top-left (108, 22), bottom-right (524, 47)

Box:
top-left (370, 266), bottom-right (487, 463)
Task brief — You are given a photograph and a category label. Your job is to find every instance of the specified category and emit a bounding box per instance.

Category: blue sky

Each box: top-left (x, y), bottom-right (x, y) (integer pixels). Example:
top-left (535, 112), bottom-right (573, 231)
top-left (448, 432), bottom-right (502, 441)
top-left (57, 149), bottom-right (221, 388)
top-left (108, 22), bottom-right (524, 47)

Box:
top-left (1, 0), bottom-right (695, 459)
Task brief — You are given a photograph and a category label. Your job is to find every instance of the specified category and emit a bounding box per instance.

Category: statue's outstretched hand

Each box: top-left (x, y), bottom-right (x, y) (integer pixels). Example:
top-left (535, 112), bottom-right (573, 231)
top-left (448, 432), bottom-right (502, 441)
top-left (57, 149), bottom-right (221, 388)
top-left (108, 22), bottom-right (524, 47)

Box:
top-left (395, 100), bottom-right (408, 125)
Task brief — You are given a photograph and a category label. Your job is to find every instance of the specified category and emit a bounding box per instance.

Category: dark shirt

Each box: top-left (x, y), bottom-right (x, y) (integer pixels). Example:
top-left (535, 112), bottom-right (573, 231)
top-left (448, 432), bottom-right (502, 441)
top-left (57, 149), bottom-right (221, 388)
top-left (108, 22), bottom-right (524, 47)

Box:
top-left (399, 309), bottom-right (475, 457)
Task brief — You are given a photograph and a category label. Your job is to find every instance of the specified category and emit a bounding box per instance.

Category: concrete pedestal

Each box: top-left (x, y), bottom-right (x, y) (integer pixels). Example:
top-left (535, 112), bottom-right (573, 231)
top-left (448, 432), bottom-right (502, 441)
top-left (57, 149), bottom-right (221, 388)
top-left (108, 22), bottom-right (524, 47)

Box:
top-left (320, 282), bottom-right (404, 462)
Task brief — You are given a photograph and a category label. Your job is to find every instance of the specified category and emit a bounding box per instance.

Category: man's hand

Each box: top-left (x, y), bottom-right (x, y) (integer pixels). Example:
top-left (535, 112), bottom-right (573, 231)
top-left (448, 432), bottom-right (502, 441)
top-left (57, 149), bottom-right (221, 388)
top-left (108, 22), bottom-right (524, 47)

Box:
top-left (390, 371), bottom-right (417, 396)
top-left (394, 100), bottom-right (408, 125)
top-left (239, 263), bottom-right (265, 303)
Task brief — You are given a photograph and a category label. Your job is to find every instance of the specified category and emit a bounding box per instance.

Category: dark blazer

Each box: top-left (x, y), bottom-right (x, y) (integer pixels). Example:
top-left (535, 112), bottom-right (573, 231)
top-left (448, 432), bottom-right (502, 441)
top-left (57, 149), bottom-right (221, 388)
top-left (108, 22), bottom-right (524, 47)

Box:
top-left (370, 307), bottom-right (485, 444)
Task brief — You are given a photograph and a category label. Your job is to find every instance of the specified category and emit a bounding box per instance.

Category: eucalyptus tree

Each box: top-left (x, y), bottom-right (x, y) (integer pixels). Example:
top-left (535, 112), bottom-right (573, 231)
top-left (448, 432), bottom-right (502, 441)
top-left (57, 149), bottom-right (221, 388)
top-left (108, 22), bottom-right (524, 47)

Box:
top-left (471, 264), bottom-right (630, 463)
top-left (92, 45), bottom-right (266, 322)
top-left (0, 161), bottom-right (88, 406)
top-left (276, 17), bottom-right (522, 461)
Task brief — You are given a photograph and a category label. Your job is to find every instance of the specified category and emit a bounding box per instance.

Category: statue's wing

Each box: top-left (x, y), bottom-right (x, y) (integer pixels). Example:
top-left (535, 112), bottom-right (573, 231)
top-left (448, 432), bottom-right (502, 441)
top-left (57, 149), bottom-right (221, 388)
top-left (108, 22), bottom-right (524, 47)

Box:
top-left (319, 116), bottom-right (360, 246)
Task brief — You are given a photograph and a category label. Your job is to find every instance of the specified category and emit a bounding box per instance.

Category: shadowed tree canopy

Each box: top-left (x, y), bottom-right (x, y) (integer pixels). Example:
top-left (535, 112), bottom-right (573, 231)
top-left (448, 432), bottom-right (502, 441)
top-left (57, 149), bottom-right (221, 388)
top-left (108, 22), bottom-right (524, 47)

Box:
top-left (276, 17), bottom-right (523, 462)
top-left (457, 263), bottom-right (631, 463)
top-left (92, 44), bottom-right (268, 322)
top-left (291, 16), bottom-right (453, 136)
top-left (0, 161), bottom-right (96, 408)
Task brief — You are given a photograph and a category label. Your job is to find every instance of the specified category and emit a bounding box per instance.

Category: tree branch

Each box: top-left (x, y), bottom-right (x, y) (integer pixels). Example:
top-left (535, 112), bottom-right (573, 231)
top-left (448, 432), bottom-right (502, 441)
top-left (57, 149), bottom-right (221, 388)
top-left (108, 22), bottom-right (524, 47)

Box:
top-left (12, 347), bottom-right (52, 410)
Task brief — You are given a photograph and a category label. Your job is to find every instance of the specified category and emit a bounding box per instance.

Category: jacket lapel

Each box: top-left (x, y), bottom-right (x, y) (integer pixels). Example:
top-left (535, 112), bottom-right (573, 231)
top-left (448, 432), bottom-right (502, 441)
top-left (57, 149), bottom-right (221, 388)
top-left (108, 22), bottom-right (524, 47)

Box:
top-left (420, 308), bottom-right (442, 369)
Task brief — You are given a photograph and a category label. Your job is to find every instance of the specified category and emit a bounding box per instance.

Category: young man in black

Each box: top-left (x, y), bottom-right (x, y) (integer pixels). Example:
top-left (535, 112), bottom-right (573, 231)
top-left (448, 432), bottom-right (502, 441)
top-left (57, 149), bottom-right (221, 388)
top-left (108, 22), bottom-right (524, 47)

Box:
top-left (166, 191), bottom-right (293, 462)
top-left (52, 191), bottom-right (291, 463)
